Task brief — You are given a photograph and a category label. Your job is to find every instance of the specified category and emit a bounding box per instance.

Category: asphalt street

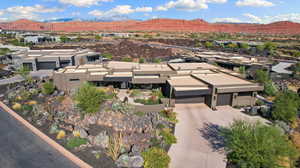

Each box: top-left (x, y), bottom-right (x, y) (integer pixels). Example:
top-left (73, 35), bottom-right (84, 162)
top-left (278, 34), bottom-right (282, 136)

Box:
top-left (0, 108), bottom-right (78, 168)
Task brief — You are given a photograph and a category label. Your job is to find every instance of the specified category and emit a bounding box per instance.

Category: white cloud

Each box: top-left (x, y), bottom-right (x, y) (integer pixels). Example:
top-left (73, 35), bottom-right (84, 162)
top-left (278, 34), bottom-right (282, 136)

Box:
top-left (58, 0), bottom-right (112, 7)
top-left (135, 7), bottom-right (153, 13)
top-left (243, 13), bottom-right (262, 23)
top-left (156, 0), bottom-right (227, 11)
top-left (236, 0), bottom-right (274, 7)
top-left (212, 17), bottom-right (242, 23)
top-left (0, 5), bottom-right (64, 21)
top-left (89, 5), bottom-right (153, 18)
top-left (244, 13), bottom-right (300, 23)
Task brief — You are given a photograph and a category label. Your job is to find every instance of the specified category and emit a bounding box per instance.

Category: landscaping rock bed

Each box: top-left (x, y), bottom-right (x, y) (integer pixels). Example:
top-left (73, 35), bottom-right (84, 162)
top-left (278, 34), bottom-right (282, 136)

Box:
top-left (1, 80), bottom-right (176, 168)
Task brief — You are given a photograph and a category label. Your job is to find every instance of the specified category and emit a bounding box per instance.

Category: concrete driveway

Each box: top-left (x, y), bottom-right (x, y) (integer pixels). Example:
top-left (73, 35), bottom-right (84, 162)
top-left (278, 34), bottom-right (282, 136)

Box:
top-left (168, 104), bottom-right (267, 168)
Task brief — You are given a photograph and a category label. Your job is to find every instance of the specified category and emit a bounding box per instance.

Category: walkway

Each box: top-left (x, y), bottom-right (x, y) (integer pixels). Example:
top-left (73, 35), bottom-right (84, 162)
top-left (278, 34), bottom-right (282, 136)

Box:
top-left (168, 104), bottom-right (267, 168)
top-left (0, 108), bottom-right (78, 168)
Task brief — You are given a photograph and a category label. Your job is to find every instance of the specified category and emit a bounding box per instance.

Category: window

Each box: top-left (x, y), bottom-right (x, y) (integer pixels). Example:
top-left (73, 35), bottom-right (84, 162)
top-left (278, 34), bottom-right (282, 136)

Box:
top-left (69, 79), bottom-right (80, 81)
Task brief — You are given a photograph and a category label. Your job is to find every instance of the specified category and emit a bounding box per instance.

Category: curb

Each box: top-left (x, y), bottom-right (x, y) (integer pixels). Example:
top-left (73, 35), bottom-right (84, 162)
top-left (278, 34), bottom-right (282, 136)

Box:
top-left (0, 101), bottom-right (92, 168)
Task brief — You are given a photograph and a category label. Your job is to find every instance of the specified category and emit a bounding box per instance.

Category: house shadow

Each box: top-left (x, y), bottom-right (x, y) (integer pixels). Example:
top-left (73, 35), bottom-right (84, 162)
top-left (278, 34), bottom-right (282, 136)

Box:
top-left (198, 122), bottom-right (227, 153)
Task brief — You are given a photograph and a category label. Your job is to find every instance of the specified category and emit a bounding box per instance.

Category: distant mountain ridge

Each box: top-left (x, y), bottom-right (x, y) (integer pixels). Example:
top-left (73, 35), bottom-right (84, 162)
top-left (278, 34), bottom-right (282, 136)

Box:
top-left (0, 18), bottom-right (300, 34)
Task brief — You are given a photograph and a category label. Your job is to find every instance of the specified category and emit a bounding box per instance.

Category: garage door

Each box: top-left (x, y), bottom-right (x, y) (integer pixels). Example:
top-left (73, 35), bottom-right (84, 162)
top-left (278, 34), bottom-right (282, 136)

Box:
top-left (217, 93), bottom-right (232, 106)
top-left (175, 96), bottom-right (205, 104)
top-left (37, 62), bottom-right (56, 70)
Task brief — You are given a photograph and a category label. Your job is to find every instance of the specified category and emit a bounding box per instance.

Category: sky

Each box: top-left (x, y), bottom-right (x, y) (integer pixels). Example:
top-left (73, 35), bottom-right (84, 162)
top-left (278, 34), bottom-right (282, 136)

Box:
top-left (0, 0), bottom-right (300, 23)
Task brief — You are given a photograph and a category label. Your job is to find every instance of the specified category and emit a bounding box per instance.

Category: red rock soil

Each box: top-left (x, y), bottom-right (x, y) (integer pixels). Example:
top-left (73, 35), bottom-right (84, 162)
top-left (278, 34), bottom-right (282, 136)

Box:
top-left (1, 18), bottom-right (300, 34)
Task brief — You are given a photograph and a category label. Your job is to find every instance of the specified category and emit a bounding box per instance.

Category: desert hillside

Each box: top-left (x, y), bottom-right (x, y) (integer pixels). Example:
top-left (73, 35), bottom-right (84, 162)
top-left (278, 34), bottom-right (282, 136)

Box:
top-left (0, 19), bottom-right (300, 34)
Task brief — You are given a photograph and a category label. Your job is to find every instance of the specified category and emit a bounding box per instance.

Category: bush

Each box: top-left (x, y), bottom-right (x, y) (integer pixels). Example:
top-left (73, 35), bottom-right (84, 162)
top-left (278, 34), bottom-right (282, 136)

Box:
top-left (42, 81), bottom-right (55, 95)
top-left (160, 109), bottom-right (178, 124)
top-left (204, 41), bottom-right (213, 48)
top-left (121, 57), bottom-right (133, 62)
top-left (264, 80), bottom-right (278, 96)
top-left (75, 82), bottom-right (107, 114)
top-left (160, 128), bottom-right (177, 145)
top-left (102, 53), bottom-right (113, 59)
top-left (255, 69), bottom-right (269, 84)
top-left (67, 137), bottom-right (88, 149)
top-left (134, 98), bottom-right (160, 105)
top-left (272, 91), bottom-right (300, 124)
top-left (222, 120), bottom-right (299, 168)
top-left (142, 147), bottom-right (170, 168)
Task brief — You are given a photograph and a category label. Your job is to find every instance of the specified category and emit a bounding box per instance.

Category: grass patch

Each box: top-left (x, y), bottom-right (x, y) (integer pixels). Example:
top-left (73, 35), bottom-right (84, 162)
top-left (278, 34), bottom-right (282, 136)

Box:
top-left (67, 137), bottom-right (88, 149)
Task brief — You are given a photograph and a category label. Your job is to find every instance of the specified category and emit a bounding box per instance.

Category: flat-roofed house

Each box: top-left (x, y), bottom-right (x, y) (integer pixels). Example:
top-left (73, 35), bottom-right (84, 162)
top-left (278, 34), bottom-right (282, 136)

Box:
top-left (13, 49), bottom-right (101, 71)
top-left (53, 62), bottom-right (263, 109)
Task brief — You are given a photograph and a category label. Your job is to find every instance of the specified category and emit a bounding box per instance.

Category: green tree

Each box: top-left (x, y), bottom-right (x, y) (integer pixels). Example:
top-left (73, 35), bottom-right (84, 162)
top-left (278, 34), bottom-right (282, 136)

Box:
top-left (95, 35), bottom-right (102, 40)
top-left (227, 43), bottom-right (238, 49)
top-left (239, 66), bottom-right (246, 74)
top-left (222, 120), bottom-right (299, 168)
top-left (74, 82), bottom-right (107, 114)
top-left (255, 69), bottom-right (269, 84)
top-left (256, 45), bottom-right (265, 52)
top-left (263, 42), bottom-right (277, 55)
top-left (272, 91), bottom-right (300, 124)
top-left (42, 81), bottom-right (55, 95)
top-left (139, 57), bottom-right (145, 63)
top-left (204, 41), bottom-right (213, 48)
top-left (60, 35), bottom-right (71, 43)
top-left (153, 58), bottom-right (162, 63)
top-left (239, 43), bottom-right (250, 50)
top-left (142, 147), bottom-right (170, 168)
top-left (264, 80), bottom-right (278, 96)
top-left (121, 57), bottom-right (133, 62)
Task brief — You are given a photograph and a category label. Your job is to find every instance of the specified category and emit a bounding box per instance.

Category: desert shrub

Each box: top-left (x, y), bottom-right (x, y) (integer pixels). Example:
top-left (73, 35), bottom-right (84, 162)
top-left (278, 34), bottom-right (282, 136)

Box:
top-left (121, 57), bottom-right (133, 62)
top-left (16, 66), bottom-right (30, 79)
top-left (222, 120), bottom-right (299, 168)
top-left (134, 98), bottom-right (160, 105)
top-left (22, 104), bottom-right (33, 112)
top-left (152, 89), bottom-right (164, 99)
top-left (150, 137), bottom-right (161, 147)
top-left (12, 103), bottom-right (22, 111)
top-left (156, 123), bottom-right (165, 129)
top-left (67, 137), bottom-right (87, 149)
top-left (139, 57), bottom-right (145, 63)
top-left (107, 133), bottom-right (123, 161)
top-left (153, 58), bottom-right (162, 63)
top-left (142, 147), bottom-right (170, 168)
top-left (42, 81), bottom-right (55, 95)
top-left (102, 53), bottom-right (113, 59)
top-left (160, 128), bottom-right (177, 145)
top-left (129, 89), bottom-right (142, 97)
top-left (272, 91), bottom-right (300, 124)
top-left (75, 82), bottom-right (107, 114)
top-left (204, 41), bottom-right (213, 48)
top-left (20, 90), bottom-right (32, 100)
top-left (160, 109), bottom-right (178, 124)
top-left (134, 111), bottom-right (145, 117)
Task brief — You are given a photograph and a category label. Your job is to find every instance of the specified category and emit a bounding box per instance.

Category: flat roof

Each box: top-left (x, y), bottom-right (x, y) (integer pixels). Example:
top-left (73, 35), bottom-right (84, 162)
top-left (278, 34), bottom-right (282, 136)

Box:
top-left (174, 87), bottom-right (209, 91)
top-left (168, 63), bottom-right (220, 71)
top-left (193, 73), bottom-right (253, 86)
top-left (168, 76), bottom-right (208, 87)
top-left (134, 64), bottom-right (172, 72)
top-left (106, 61), bottom-right (138, 70)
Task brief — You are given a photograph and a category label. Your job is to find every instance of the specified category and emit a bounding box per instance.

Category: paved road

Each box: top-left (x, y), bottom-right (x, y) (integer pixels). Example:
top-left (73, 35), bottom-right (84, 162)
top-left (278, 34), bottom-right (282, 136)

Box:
top-left (0, 108), bottom-right (78, 168)
top-left (168, 104), bottom-right (267, 168)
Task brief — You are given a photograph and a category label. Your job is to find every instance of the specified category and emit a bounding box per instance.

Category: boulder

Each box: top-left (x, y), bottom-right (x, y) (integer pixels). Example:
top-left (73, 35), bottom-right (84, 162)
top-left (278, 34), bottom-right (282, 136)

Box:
top-left (116, 154), bottom-right (144, 168)
top-left (49, 124), bottom-right (59, 134)
top-left (94, 131), bottom-right (109, 148)
top-left (75, 127), bottom-right (89, 138)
